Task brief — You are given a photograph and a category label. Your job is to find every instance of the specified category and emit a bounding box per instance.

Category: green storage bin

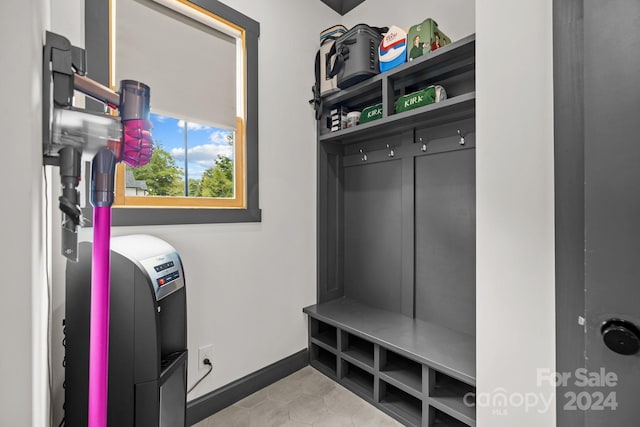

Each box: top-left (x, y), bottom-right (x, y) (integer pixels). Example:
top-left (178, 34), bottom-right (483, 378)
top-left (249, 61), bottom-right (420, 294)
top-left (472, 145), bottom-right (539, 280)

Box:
top-left (407, 18), bottom-right (452, 62)
top-left (395, 85), bottom-right (446, 114)
top-left (360, 103), bottom-right (383, 124)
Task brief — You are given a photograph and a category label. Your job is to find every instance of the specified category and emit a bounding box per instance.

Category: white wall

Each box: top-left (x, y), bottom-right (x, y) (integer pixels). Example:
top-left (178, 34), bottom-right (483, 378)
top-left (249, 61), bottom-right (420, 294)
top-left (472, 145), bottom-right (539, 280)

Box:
top-left (48, 2), bottom-right (85, 424)
top-left (343, 0), bottom-right (475, 41)
top-left (476, 0), bottom-right (556, 426)
top-left (0, 0), bottom-right (48, 425)
top-left (115, 0), bottom-right (335, 401)
top-left (46, 1), bottom-right (338, 422)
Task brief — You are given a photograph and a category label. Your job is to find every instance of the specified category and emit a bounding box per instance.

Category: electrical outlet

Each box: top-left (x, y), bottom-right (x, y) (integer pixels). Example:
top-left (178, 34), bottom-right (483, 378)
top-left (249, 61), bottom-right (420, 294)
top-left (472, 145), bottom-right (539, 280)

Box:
top-left (198, 344), bottom-right (213, 370)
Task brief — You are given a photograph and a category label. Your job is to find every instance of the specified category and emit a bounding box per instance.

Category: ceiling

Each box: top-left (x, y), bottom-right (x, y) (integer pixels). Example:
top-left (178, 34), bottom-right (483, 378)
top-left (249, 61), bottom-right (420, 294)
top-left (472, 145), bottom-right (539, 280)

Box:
top-left (319, 0), bottom-right (367, 15)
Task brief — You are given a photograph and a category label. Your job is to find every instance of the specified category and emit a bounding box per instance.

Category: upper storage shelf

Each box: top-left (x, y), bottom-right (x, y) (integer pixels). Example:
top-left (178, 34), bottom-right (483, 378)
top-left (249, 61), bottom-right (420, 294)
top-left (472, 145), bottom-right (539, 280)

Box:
top-left (320, 92), bottom-right (475, 144)
top-left (319, 33), bottom-right (476, 145)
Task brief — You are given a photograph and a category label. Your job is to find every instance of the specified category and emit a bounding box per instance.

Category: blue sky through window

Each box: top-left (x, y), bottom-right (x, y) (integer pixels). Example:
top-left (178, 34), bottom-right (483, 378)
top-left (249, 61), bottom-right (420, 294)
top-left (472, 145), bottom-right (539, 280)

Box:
top-left (150, 112), bottom-right (234, 181)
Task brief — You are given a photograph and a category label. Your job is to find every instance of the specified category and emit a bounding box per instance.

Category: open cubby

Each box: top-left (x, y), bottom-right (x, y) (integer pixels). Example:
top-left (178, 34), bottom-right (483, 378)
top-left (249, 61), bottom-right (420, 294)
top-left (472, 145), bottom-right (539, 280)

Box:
top-left (431, 407), bottom-right (470, 427)
top-left (380, 381), bottom-right (422, 427)
top-left (309, 318), bottom-right (337, 350)
top-left (310, 343), bottom-right (337, 378)
top-left (341, 360), bottom-right (374, 400)
top-left (380, 348), bottom-right (422, 396)
top-left (341, 331), bottom-right (374, 369)
top-left (429, 369), bottom-right (476, 425)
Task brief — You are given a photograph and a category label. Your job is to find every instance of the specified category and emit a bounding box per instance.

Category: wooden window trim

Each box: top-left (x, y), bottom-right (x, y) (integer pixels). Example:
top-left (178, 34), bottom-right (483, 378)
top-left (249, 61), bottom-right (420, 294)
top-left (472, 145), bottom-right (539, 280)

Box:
top-left (114, 117), bottom-right (246, 209)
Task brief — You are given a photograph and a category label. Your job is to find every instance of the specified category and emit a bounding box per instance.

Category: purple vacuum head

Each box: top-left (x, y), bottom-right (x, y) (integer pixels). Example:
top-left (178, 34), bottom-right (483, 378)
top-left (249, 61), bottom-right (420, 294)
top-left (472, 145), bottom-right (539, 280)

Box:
top-left (120, 119), bottom-right (153, 167)
top-left (115, 80), bottom-right (154, 167)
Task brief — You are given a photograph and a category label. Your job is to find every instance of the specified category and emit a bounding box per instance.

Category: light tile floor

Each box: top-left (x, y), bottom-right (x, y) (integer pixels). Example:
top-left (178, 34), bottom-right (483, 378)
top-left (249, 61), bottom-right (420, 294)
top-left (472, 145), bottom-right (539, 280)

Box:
top-left (192, 366), bottom-right (404, 427)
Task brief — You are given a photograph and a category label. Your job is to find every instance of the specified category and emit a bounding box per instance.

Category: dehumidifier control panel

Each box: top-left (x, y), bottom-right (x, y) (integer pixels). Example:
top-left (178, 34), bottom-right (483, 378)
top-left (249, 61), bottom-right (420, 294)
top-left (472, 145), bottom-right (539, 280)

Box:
top-left (110, 234), bottom-right (185, 301)
top-left (139, 251), bottom-right (184, 301)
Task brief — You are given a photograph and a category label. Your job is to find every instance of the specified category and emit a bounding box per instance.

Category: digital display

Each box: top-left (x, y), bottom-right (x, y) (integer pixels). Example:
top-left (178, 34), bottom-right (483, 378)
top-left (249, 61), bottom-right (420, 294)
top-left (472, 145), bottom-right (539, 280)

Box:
top-left (154, 261), bottom-right (175, 272)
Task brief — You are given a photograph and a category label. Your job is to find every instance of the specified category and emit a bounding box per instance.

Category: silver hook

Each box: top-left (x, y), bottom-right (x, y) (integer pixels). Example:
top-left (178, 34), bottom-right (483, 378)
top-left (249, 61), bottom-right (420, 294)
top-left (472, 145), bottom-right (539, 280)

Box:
top-left (457, 129), bottom-right (465, 145)
top-left (359, 148), bottom-right (367, 162)
top-left (419, 137), bottom-right (427, 152)
top-left (386, 144), bottom-right (395, 158)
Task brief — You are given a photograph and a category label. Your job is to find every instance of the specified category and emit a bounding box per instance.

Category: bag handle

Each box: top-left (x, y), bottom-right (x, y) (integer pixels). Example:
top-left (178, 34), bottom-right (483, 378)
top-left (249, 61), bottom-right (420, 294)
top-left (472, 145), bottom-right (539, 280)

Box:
top-left (327, 24), bottom-right (387, 79)
top-left (309, 49), bottom-right (323, 120)
top-left (371, 26), bottom-right (389, 36)
top-left (345, 24), bottom-right (389, 37)
top-left (327, 42), bottom-right (344, 79)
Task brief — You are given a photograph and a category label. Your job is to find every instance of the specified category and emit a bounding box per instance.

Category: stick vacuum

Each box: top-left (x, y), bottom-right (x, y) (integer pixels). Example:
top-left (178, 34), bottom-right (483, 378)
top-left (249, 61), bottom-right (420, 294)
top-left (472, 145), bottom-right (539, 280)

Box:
top-left (43, 31), bottom-right (154, 427)
top-left (87, 80), bottom-right (152, 427)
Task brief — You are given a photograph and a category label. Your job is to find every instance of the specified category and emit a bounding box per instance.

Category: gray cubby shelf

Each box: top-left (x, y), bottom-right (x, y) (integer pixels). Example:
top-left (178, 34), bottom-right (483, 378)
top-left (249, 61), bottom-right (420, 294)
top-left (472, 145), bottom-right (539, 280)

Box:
top-left (380, 380), bottom-right (422, 427)
top-left (341, 331), bottom-right (375, 370)
top-left (310, 30), bottom-right (476, 427)
top-left (431, 407), bottom-right (471, 427)
top-left (309, 317), bottom-right (337, 351)
top-left (309, 343), bottom-right (337, 379)
top-left (429, 370), bottom-right (477, 426)
top-left (303, 298), bottom-right (476, 426)
top-left (304, 298), bottom-right (475, 385)
top-left (380, 348), bottom-right (423, 398)
top-left (341, 360), bottom-right (375, 400)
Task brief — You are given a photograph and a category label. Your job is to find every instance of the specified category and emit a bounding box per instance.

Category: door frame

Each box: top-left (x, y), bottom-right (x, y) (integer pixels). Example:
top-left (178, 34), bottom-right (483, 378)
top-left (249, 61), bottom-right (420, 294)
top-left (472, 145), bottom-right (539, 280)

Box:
top-left (554, 0), bottom-right (587, 426)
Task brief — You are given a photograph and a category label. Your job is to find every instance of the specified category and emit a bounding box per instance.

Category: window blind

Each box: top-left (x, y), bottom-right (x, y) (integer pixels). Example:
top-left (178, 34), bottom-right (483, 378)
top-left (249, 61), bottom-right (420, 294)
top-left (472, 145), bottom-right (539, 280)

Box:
top-left (114, 0), bottom-right (237, 130)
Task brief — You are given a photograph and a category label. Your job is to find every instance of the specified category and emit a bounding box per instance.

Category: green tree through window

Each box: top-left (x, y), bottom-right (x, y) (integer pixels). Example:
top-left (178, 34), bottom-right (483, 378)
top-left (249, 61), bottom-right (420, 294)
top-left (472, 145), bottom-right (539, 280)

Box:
top-left (131, 145), bottom-right (184, 196)
top-left (201, 155), bottom-right (234, 197)
top-left (129, 113), bottom-right (235, 198)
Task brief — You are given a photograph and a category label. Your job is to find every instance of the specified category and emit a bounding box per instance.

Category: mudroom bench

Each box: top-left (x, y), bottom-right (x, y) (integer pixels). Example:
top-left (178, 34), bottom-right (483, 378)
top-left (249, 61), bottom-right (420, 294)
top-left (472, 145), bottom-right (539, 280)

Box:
top-left (304, 298), bottom-right (476, 427)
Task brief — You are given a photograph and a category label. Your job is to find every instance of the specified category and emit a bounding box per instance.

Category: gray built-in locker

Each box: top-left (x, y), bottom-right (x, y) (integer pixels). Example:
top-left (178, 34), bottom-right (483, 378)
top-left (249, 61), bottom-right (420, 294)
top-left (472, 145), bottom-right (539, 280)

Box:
top-left (305, 34), bottom-right (477, 427)
top-left (344, 157), bottom-right (403, 313)
top-left (414, 122), bottom-right (476, 337)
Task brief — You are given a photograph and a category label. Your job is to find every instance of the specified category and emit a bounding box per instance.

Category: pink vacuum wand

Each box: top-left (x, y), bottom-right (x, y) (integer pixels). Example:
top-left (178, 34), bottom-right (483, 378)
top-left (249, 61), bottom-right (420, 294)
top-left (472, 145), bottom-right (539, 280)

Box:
top-left (86, 79), bottom-right (153, 427)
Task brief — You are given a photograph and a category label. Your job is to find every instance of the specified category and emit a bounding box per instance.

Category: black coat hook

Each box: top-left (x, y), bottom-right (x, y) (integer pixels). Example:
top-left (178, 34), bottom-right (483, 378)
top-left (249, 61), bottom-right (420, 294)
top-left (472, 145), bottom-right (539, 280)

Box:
top-left (457, 129), bottom-right (465, 145)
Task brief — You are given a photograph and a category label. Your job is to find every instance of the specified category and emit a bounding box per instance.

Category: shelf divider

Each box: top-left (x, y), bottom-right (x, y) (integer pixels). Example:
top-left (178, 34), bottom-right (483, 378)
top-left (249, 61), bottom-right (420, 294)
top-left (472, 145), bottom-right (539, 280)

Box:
top-left (342, 352), bottom-right (375, 374)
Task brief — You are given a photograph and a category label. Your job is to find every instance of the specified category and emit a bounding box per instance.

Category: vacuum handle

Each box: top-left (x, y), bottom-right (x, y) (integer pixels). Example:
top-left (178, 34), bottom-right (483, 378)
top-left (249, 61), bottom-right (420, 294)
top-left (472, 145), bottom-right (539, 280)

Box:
top-left (74, 74), bottom-right (120, 109)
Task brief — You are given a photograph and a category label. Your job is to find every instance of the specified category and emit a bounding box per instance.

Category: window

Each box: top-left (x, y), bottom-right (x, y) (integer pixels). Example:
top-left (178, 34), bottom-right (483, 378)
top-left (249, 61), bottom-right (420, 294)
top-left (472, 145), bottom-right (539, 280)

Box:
top-left (116, 112), bottom-right (244, 208)
top-left (83, 0), bottom-right (261, 224)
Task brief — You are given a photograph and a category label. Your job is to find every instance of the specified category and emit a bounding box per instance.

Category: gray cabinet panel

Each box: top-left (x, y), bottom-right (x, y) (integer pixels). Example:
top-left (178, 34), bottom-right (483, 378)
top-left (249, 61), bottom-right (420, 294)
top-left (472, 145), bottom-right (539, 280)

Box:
top-left (344, 159), bottom-right (403, 313)
top-left (415, 148), bottom-right (476, 336)
top-left (318, 143), bottom-right (345, 303)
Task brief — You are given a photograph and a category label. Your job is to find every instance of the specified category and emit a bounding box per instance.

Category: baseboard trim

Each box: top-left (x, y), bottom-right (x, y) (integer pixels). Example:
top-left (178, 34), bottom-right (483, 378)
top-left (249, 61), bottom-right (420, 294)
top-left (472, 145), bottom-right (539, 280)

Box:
top-left (186, 349), bottom-right (309, 426)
